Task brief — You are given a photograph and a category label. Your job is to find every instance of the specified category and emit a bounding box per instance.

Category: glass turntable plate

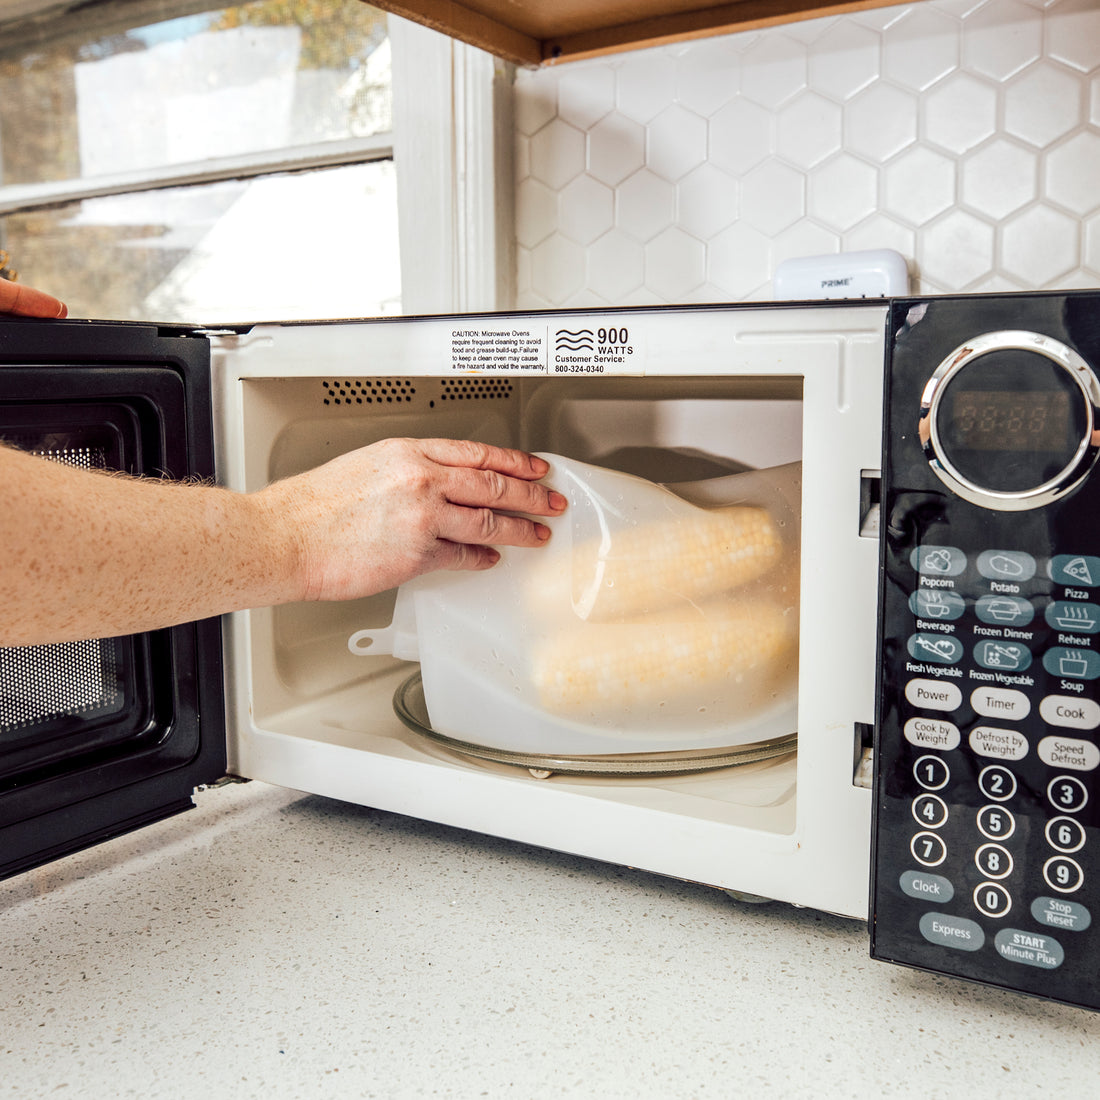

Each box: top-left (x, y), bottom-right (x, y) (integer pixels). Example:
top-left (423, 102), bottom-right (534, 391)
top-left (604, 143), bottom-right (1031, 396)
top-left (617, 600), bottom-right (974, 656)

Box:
top-left (393, 671), bottom-right (797, 777)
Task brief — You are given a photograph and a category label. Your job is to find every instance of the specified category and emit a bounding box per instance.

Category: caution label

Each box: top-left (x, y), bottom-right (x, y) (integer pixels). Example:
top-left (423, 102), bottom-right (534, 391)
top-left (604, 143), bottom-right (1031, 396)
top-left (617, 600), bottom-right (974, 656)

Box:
top-left (450, 326), bottom-right (547, 372)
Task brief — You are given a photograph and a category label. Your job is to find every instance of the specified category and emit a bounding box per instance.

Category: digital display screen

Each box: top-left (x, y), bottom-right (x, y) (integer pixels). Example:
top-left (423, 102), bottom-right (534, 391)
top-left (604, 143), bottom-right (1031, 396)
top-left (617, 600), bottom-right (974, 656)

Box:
top-left (947, 388), bottom-right (1072, 452)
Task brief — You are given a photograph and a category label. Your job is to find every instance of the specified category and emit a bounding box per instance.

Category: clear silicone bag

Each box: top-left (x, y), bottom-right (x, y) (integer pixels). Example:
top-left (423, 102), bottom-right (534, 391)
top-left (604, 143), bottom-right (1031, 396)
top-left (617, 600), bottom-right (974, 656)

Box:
top-left (349, 454), bottom-right (801, 756)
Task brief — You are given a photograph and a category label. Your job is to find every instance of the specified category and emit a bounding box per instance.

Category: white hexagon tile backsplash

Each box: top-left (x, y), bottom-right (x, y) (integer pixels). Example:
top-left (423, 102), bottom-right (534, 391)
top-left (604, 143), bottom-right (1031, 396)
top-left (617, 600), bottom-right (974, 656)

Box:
top-left (512, 0), bottom-right (1100, 308)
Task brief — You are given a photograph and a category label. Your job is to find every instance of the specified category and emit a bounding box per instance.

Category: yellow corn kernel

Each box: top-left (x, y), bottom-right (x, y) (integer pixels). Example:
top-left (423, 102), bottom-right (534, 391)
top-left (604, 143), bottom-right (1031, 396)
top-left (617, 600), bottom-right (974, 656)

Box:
top-left (559, 504), bottom-right (784, 621)
top-left (531, 599), bottom-right (797, 714)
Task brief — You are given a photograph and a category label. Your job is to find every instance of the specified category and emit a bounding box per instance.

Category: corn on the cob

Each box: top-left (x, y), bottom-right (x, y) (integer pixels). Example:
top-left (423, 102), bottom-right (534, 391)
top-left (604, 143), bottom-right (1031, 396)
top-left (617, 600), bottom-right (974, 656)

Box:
top-left (531, 598), bottom-right (797, 713)
top-left (533, 503), bottom-right (784, 622)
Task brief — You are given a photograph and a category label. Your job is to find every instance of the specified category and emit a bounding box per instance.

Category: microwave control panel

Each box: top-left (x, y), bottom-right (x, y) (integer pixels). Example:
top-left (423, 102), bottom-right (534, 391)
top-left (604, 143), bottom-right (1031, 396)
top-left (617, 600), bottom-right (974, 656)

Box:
top-left (872, 292), bottom-right (1100, 1012)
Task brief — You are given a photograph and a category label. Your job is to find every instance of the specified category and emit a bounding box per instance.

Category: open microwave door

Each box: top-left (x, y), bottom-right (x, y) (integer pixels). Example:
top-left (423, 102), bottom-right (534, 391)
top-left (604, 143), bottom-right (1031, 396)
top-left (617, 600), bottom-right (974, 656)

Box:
top-left (0, 318), bottom-right (226, 879)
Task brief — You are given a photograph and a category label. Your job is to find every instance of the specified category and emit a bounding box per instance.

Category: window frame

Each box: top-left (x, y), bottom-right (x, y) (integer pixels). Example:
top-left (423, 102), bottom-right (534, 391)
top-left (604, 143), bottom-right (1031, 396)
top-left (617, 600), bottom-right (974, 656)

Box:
top-left (0, 3), bottom-right (513, 315)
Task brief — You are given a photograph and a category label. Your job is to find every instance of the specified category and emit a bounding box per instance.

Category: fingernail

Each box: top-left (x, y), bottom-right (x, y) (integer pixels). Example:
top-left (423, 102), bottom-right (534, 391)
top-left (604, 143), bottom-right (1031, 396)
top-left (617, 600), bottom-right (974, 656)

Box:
top-left (485, 548), bottom-right (501, 565)
top-left (548, 491), bottom-right (567, 512)
top-left (535, 523), bottom-right (551, 541)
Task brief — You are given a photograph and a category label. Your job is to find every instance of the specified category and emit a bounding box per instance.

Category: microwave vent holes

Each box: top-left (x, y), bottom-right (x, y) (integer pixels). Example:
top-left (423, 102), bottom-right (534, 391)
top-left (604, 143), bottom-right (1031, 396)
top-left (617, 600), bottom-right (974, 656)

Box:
top-left (321, 380), bottom-right (416, 407)
top-left (431, 379), bottom-right (515, 409)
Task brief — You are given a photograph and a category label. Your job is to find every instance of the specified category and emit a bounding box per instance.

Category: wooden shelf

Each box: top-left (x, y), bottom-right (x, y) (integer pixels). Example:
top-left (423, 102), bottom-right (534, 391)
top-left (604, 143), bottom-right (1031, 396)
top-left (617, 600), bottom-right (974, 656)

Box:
top-left (368, 0), bottom-right (915, 66)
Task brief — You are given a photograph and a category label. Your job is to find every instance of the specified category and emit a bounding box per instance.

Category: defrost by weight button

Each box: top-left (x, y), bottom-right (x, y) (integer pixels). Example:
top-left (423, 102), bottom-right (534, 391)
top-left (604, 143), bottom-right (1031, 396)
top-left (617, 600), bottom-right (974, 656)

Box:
top-left (969, 725), bottom-right (1029, 762)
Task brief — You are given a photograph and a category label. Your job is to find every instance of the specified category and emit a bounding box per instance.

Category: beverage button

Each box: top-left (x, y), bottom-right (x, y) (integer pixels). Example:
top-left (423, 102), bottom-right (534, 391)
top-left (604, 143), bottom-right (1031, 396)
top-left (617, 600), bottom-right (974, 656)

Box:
top-left (976, 804), bottom-right (1016, 841)
top-left (1042, 647), bottom-right (1100, 681)
top-left (1044, 856), bottom-right (1084, 894)
top-left (1048, 774), bottom-right (1089, 813)
top-left (1046, 816), bottom-right (1086, 854)
top-left (1039, 695), bottom-right (1100, 731)
top-left (1031, 896), bottom-right (1092, 932)
top-left (1038, 735), bottom-right (1100, 772)
top-left (900, 870), bottom-right (954, 904)
top-left (919, 912), bottom-right (984, 952)
top-left (908, 634), bottom-right (964, 665)
top-left (969, 725), bottom-right (1029, 762)
top-left (975, 594), bottom-right (1034, 626)
top-left (911, 831), bottom-right (948, 867)
top-left (971, 686), bottom-right (1031, 721)
top-left (911, 545), bottom-right (966, 577)
top-left (974, 639), bottom-right (1031, 672)
top-left (977, 549), bottom-right (1036, 583)
top-left (909, 589), bottom-right (966, 621)
top-left (1045, 600), bottom-right (1100, 634)
top-left (905, 679), bottom-right (962, 712)
top-left (904, 717), bottom-right (961, 752)
top-left (994, 929), bottom-right (1064, 969)
top-left (973, 881), bottom-right (1013, 918)
top-left (1050, 554), bottom-right (1100, 587)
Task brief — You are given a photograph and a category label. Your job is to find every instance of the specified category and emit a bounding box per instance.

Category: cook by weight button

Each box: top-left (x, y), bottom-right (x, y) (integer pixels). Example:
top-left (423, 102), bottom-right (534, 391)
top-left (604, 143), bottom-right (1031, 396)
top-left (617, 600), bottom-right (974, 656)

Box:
top-left (919, 912), bottom-right (984, 952)
top-left (905, 679), bottom-right (962, 712)
top-left (994, 928), bottom-right (1064, 970)
top-left (977, 550), bottom-right (1036, 583)
top-left (1039, 695), bottom-right (1100, 731)
top-left (904, 717), bottom-right (961, 752)
top-left (971, 686), bottom-right (1031, 721)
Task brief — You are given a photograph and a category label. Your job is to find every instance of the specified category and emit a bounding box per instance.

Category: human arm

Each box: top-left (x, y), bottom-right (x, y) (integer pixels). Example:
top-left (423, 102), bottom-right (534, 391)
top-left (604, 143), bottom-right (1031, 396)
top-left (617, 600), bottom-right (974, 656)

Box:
top-left (0, 437), bottom-right (566, 646)
top-left (0, 277), bottom-right (67, 318)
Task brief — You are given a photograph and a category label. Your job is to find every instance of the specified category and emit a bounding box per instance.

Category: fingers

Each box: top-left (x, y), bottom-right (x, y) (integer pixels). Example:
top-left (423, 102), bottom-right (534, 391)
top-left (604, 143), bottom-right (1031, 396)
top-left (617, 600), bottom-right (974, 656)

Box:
top-left (419, 438), bottom-right (549, 482)
top-left (0, 279), bottom-right (68, 318)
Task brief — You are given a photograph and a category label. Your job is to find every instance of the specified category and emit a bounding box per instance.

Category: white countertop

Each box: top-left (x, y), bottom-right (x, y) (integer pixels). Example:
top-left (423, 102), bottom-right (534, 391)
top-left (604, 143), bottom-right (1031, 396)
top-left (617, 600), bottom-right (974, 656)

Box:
top-left (3, 779), bottom-right (1099, 1099)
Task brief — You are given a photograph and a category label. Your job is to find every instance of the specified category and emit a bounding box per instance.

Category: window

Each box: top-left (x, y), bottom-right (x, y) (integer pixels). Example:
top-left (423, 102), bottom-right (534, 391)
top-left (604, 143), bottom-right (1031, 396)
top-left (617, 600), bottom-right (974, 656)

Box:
top-left (0, 0), bottom-right (401, 321)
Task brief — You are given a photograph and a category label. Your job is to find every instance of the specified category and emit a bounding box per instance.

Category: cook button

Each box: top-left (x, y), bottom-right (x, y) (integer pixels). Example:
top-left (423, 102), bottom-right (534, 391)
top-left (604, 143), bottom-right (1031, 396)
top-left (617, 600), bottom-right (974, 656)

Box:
top-left (994, 929), bottom-right (1064, 970)
top-left (975, 594), bottom-right (1034, 626)
top-left (1045, 600), bottom-right (1100, 634)
top-left (1039, 695), bottom-right (1100, 731)
top-left (1031, 896), bottom-right (1092, 932)
top-left (919, 912), bottom-right (984, 951)
top-left (971, 686), bottom-right (1031, 721)
top-left (905, 679), bottom-right (962, 712)
top-left (900, 870), bottom-right (954, 903)
top-left (909, 589), bottom-right (966, 621)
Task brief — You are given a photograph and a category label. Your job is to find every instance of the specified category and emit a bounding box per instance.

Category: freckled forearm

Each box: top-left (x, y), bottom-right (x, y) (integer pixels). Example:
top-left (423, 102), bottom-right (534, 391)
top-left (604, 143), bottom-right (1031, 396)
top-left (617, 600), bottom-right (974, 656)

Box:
top-left (0, 444), bottom-right (303, 645)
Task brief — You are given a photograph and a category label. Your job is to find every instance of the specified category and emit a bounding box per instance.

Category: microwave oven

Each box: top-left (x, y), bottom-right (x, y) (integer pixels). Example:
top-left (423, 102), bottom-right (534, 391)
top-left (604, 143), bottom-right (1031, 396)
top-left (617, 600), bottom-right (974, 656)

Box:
top-left (3, 291), bottom-right (1099, 1013)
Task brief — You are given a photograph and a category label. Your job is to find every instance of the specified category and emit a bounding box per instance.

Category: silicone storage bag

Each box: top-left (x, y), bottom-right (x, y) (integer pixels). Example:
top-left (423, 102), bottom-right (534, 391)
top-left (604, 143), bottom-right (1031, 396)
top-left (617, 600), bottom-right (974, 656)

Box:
top-left (349, 455), bottom-right (802, 756)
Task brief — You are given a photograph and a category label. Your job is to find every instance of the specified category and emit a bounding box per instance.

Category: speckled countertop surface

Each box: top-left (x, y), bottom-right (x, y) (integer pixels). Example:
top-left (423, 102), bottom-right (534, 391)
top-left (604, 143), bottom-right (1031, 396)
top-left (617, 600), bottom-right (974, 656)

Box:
top-left (2, 779), bottom-right (1099, 1099)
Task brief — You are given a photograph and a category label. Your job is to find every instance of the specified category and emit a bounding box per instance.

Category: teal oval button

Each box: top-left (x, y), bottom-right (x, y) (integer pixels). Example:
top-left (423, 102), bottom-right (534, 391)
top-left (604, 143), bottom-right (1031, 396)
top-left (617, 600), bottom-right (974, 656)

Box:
top-left (974, 639), bottom-right (1032, 672)
top-left (900, 870), bottom-right (955, 904)
top-left (908, 634), bottom-right (964, 664)
top-left (994, 928), bottom-right (1064, 969)
top-left (1031, 896), bottom-right (1092, 933)
top-left (919, 912), bottom-right (984, 952)
top-left (1051, 555), bottom-right (1100, 588)
top-left (1042, 647), bottom-right (1100, 680)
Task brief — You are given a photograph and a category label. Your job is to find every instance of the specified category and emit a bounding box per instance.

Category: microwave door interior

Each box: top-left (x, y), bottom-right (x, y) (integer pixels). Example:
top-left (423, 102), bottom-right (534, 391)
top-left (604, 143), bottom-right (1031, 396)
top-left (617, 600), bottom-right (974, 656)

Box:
top-left (0, 319), bottom-right (226, 880)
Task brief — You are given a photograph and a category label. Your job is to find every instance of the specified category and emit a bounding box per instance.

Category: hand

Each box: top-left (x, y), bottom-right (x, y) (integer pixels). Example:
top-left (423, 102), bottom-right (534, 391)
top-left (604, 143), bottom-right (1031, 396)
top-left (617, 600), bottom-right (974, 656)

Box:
top-left (260, 437), bottom-right (568, 602)
top-left (0, 277), bottom-right (68, 318)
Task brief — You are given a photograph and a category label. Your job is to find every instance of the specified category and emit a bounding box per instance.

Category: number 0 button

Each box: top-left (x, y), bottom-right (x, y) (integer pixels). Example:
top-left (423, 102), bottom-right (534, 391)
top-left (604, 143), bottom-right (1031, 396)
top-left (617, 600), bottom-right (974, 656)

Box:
top-left (974, 882), bottom-right (1012, 918)
top-left (911, 832), bottom-right (948, 867)
top-left (979, 765), bottom-right (1017, 802)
